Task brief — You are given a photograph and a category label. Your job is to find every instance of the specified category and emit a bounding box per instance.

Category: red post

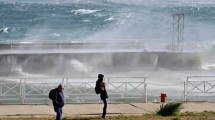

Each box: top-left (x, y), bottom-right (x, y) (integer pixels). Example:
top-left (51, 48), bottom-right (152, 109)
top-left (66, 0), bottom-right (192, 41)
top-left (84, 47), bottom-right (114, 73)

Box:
top-left (160, 93), bottom-right (167, 103)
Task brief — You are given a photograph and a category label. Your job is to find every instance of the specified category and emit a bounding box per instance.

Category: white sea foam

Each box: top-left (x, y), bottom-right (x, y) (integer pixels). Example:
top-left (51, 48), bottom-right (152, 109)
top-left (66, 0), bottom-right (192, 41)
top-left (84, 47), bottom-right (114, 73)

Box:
top-left (82, 19), bottom-right (91, 22)
top-left (0, 26), bottom-right (9, 33)
top-left (104, 17), bottom-right (114, 21)
top-left (71, 9), bottom-right (100, 15)
top-left (69, 59), bottom-right (93, 73)
top-left (49, 33), bottom-right (61, 37)
top-left (202, 64), bottom-right (215, 70)
top-left (14, 66), bottom-right (45, 77)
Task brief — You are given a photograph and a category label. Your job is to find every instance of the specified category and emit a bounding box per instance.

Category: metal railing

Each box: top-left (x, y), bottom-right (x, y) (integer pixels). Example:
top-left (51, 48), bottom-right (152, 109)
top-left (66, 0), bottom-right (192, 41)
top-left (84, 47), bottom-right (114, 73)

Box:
top-left (1, 76), bottom-right (215, 104)
top-left (185, 76), bottom-right (215, 102)
top-left (147, 82), bottom-right (186, 103)
top-left (0, 77), bottom-right (147, 104)
top-left (0, 40), bottom-right (145, 51)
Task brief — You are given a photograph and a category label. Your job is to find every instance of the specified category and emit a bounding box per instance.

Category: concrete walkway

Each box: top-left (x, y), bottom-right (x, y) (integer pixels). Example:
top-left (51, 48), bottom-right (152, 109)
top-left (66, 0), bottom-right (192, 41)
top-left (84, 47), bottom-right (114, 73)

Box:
top-left (0, 102), bottom-right (215, 118)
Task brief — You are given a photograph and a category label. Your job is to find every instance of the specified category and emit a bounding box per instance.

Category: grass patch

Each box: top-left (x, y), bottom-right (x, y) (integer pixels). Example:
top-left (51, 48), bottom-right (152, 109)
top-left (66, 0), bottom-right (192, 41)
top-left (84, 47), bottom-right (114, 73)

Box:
top-left (156, 102), bottom-right (182, 116)
top-left (1, 112), bottom-right (215, 120)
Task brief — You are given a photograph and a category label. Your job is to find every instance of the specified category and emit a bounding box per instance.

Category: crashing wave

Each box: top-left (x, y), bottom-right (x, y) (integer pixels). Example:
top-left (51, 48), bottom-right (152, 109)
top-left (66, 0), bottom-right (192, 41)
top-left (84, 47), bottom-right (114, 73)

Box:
top-left (69, 59), bottom-right (93, 73)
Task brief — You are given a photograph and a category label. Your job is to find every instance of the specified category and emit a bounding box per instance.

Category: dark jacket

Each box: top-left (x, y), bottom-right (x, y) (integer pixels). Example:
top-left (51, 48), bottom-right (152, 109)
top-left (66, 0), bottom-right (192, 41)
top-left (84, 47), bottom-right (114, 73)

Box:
top-left (96, 79), bottom-right (108, 100)
top-left (52, 88), bottom-right (65, 108)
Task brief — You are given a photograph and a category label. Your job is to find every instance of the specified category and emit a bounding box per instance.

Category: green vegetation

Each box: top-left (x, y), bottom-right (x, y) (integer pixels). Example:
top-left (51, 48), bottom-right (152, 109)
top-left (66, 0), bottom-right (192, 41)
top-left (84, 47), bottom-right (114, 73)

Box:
top-left (156, 102), bottom-right (182, 116)
top-left (1, 112), bottom-right (215, 120)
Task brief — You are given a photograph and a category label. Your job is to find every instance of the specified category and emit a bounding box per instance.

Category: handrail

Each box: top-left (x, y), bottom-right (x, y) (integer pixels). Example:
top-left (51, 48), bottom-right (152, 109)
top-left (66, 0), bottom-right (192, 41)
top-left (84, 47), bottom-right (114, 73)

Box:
top-left (185, 76), bottom-right (215, 102)
top-left (0, 40), bottom-right (146, 51)
top-left (0, 76), bottom-right (147, 104)
top-left (0, 39), bottom-right (156, 44)
top-left (1, 76), bottom-right (215, 104)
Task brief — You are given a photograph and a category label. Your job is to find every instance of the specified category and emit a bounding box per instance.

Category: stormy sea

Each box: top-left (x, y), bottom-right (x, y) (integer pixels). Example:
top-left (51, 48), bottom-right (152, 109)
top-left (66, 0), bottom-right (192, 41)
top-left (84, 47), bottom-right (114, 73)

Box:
top-left (0, 0), bottom-right (214, 81)
top-left (0, 0), bottom-right (215, 103)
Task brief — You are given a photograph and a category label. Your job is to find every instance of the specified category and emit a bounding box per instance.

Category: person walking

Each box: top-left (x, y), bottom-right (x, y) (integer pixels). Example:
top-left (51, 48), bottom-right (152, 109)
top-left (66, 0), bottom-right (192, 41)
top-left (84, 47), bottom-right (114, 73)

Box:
top-left (96, 74), bottom-right (108, 118)
top-left (49, 84), bottom-right (65, 120)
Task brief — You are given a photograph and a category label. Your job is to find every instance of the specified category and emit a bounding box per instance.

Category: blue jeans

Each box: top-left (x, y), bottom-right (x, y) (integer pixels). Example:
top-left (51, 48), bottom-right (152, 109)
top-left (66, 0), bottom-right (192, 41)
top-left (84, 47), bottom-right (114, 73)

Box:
top-left (54, 107), bottom-right (62, 120)
top-left (102, 99), bottom-right (107, 117)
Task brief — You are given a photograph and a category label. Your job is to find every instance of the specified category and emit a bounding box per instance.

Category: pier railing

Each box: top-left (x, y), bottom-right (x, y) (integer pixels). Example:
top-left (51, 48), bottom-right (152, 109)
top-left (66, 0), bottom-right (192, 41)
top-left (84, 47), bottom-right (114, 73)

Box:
top-left (0, 40), bottom-right (145, 51)
top-left (0, 76), bottom-right (215, 104)
top-left (146, 82), bottom-right (185, 103)
top-left (185, 76), bottom-right (215, 102)
top-left (0, 77), bottom-right (147, 104)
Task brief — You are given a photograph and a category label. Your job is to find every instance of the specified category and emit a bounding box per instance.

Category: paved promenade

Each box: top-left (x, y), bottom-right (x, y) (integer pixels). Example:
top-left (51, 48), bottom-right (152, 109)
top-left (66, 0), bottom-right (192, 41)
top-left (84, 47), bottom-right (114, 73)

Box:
top-left (0, 102), bottom-right (215, 118)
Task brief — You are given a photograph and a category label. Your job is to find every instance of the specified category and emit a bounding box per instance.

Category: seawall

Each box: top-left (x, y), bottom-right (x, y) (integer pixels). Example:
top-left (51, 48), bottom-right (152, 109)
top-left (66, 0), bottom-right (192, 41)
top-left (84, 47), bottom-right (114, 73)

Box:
top-left (0, 51), bottom-right (202, 76)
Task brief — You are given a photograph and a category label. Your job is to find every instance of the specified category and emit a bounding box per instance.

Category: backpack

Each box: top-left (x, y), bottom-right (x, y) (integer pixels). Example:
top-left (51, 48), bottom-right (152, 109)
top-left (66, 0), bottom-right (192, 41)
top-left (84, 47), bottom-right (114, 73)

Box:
top-left (95, 86), bottom-right (101, 94)
top-left (49, 88), bottom-right (57, 100)
top-left (95, 82), bottom-right (101, 94)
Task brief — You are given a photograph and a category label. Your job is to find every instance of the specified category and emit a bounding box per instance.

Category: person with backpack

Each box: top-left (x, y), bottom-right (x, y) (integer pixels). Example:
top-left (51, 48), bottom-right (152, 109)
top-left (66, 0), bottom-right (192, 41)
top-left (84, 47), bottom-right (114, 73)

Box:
top-left (49, 84), bottom-right (65, 120)
top-left (95, 74), bottom-right (108, 118)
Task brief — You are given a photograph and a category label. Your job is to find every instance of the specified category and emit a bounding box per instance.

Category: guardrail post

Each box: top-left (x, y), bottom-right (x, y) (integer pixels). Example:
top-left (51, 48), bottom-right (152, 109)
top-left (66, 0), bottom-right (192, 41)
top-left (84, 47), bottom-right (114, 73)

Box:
top-left (204, 81), bottom-right (206, 92)
top-left (183, 82), bottom-right (186, 102)
top-left (84, 82), bottom-right (87, 95)
top-left (144, 83), bottom-right (147, 103)
top-left (20, 78), bottom-right (25, 104)
top-left (125, 82), bottom-right (127, 96)
top-left (19, 79), bottom-right (22, 104)
top-left (64, 78), bottom-right (68, 104)
top-left (184, 77), bottom-right (189, 102)
top-left (23, 78), bottom-right (26, 104)
top-left (106, 77), bottom-right (109, 91)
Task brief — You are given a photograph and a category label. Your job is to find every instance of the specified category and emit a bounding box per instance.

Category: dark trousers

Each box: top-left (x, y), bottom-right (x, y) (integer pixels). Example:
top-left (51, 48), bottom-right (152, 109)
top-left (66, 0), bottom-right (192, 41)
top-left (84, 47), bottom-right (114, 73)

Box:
top-left (102, 99), bottom-right (107, 117)
top-left (54, 107), bottom-right (63, 120)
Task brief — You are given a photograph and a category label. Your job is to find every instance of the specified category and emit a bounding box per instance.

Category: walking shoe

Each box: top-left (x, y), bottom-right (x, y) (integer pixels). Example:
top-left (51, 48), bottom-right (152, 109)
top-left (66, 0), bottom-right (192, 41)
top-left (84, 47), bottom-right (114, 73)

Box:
top-left (102, 116), bottom-right (108, 119)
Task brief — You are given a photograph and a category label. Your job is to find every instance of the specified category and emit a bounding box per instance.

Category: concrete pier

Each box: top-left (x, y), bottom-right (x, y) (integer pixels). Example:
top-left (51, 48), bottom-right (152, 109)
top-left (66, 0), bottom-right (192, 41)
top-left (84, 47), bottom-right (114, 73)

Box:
top-left (0, 42), bottom-right (202, 75)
